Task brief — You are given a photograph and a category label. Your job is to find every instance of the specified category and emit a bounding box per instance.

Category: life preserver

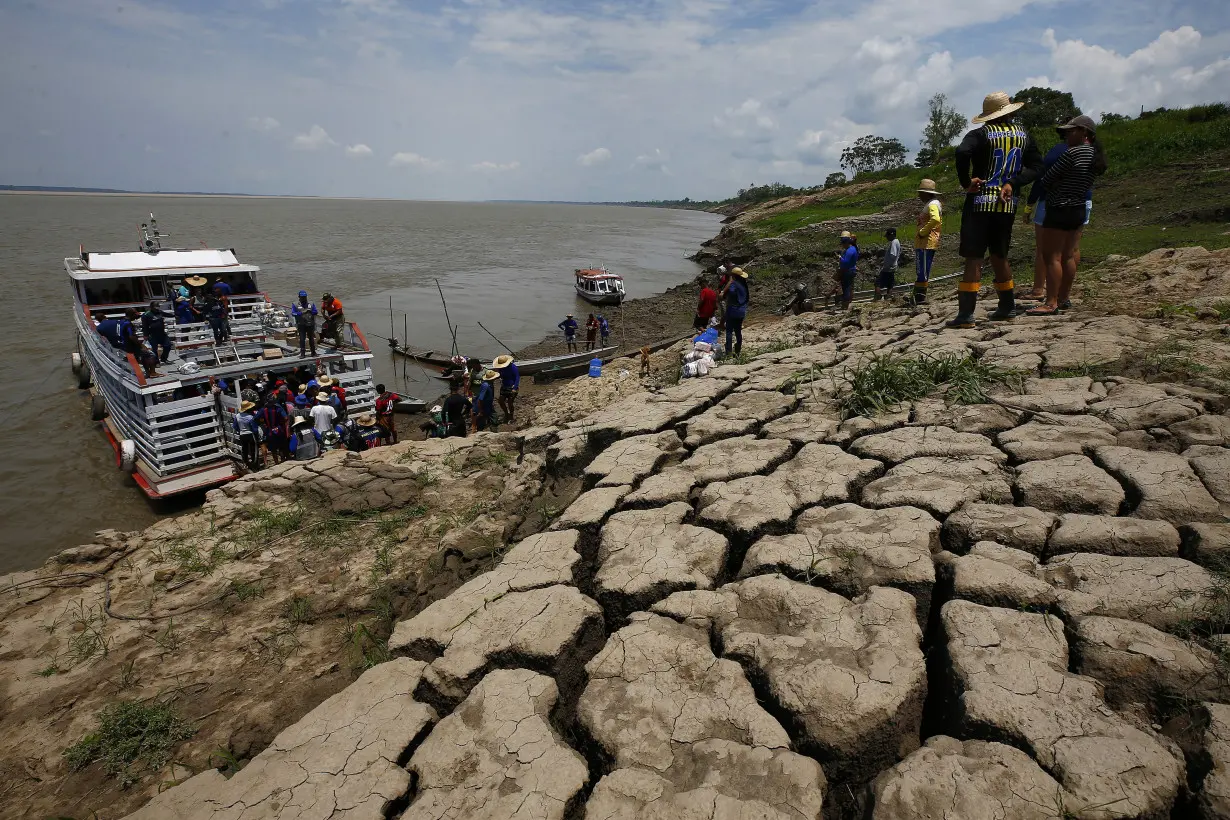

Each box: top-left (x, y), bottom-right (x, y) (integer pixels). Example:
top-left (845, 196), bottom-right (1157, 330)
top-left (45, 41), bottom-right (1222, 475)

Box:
top-left (91, 394), bottom-right (108, 421)
top-left (71, 351), bottom-right (83, 375)
top-left (77, 363), bottom-right (93, 389)
top-left (119, 440), bottom-right (137, 473)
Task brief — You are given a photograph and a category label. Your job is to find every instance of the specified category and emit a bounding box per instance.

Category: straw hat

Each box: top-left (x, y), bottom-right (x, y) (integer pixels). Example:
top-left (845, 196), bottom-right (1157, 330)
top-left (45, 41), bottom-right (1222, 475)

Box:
top-left (482, 369), bottom-right (500, 381)
top-left (839, 231), bottom-right (856, 243)
top-left (917, 178), bottom-right (940, 195)
top-left (493, 354), bottom-right (515, 369)
top-left (184, 275), bottom-right (207, 287)
top-left (971, 91), bottom-right (1024, 124)
top-left (730, 267), bottom-right (748, 278)
top-left (355, 412), bottom-right (376, 426)
top-left (317, 375), bottom-right (335, 388)
top-left (239, 400), bottom-right (255, 412)
top-left (316, 391), bottom-right (330, 402)
top-left (293, 415), bottom-right (313, 427)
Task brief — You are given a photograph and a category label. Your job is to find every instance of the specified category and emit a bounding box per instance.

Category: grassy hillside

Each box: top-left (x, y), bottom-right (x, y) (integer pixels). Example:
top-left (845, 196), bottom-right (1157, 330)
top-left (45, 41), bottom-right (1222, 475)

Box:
top-left (738, 106), bottom-right (1230, 270)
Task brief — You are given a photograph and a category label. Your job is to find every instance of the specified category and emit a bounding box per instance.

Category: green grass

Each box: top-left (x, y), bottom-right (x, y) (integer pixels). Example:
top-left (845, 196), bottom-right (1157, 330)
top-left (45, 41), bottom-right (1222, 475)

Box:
top-left (64, 700), bottom-right (196, 788)
top-left (836, 353), bottom-right (1014, 419)
top-left (282, 595), bottom-right (315, 625)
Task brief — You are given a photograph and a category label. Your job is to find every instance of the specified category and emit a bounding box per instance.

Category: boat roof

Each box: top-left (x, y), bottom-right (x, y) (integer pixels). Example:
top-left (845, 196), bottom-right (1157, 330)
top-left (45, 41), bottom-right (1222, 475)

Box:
top-left (66, 248), bottom-right (259, 281)
top-left (576, 268), bottom-right (621, 279)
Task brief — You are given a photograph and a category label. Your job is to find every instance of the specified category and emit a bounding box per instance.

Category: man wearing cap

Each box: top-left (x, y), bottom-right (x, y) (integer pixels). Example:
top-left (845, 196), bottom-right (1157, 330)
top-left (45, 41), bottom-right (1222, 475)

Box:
top-left (910, 179), bottom-right (944, 305)
top-left (291, 291), bottom-right (318, 357)
top-left (474, 369), bottom-right (499, 432)
top-left (493, 354), bottom-right (520, 422)
top-left (320, 293), bottom-right (345, 348)
top-left (948, 92), bottom-right (1043, 328)
top-left (721, 267), bottom-right (749, 355)
top-left (558, 314), bottom-right (579, 353)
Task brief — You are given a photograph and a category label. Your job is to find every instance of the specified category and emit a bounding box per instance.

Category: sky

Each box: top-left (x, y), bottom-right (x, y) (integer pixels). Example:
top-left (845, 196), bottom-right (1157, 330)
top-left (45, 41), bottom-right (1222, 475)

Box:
top-left (2, 0), bottom-right (1228, 202)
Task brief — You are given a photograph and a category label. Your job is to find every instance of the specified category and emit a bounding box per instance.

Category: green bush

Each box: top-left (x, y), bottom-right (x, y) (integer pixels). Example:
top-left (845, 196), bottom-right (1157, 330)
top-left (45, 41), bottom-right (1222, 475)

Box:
top-left (65, 700), bottom-right (195, 787)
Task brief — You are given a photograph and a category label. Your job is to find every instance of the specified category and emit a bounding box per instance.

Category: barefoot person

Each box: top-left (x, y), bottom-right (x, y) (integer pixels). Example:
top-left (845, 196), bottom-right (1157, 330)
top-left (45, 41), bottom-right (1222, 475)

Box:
top-left (948, 92), bottom-right (1043, 328)
top-left (910, 179), bottom-right (943, 305)
top-left (1027, 115), bottom-right (1104, 316)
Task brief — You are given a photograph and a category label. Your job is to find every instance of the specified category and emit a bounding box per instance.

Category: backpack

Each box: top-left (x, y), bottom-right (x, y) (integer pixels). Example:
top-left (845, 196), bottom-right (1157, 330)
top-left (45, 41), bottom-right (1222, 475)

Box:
top-left (294, 431), bottom-right (320, 460)
top-left (342, 420), bottom-right (367, 452)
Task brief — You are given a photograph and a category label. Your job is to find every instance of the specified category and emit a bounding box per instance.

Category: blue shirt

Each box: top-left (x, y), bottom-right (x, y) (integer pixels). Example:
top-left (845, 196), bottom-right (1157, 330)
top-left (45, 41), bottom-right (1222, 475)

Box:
top-left (499, 363), bottom-right (520, 391)
top-left (725, 279), bottom-right (748, 320)
top-left (476, 381), bottom-right (495, 416)
top-left (291, 301), bottom-right (317, 323)
top-left (96, 319), bottom-right (124, 348)
top-left (559, 318), bottom-right (578, 336)
top-left (233, 411), bottom-right (260, 436)
top-left (213, 282), bottom-right (232, 296)
top-left (839, 245), bottom-right (859, 278)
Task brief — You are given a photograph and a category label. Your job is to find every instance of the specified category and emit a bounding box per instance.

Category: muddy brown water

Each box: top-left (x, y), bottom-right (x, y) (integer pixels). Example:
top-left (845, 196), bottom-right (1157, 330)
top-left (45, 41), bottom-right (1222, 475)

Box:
top-left (0, 193), bottom-right (719, 571)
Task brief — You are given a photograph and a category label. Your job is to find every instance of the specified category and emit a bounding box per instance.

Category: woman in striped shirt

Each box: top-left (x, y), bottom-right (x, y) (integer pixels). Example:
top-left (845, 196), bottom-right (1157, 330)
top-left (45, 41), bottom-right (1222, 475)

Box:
top-left (1028, 115), bottom-right (1104, 315)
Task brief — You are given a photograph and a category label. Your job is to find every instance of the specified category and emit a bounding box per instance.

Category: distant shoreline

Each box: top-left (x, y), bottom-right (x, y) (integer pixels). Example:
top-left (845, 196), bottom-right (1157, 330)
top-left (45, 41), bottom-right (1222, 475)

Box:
top-left (1, 188), bottom-right (715, 211)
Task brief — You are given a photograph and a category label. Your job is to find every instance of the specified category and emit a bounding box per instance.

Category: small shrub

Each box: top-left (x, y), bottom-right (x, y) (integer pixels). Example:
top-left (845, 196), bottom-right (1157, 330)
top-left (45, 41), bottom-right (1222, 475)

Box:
top-left (64, 700), bottom-right (196, 787)
top-left (282, 596), bottom-right (314, 625)
top-left (836, 352), bottom-right (1013, 419)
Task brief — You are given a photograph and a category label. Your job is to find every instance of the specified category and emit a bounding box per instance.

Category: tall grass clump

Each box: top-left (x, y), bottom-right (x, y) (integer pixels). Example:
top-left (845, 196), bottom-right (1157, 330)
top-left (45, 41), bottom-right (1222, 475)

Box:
top-left (836, 353), bottom-right (1012, 419)
top-left (64, 700), bottom-right (196, 787)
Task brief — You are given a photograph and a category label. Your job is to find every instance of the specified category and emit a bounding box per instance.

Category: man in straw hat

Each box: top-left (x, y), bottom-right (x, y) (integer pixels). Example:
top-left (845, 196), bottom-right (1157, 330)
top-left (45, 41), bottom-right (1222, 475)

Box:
top-left (947, 91), bottom-right (1042, 328)
top-left (493, 354), bottom-right (520, 422)
top-left (474, 369), bottom-right (499, 432)
top-left (910, 179), bottom-right (944, 306)
top-left (232, 399), bottom-right (263, 470)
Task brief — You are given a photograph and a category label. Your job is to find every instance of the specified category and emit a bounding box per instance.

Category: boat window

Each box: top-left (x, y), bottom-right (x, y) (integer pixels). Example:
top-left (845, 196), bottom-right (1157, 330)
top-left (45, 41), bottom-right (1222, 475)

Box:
top-left (148, 279), bottom-right (166, 299)
top-left (597, 281), bottom-right (607, 293)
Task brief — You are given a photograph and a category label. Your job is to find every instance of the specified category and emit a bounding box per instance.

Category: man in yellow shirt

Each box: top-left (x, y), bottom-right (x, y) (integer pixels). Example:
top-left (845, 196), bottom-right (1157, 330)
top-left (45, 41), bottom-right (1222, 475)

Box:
top-left (910, 179), bottom-right (943, 305)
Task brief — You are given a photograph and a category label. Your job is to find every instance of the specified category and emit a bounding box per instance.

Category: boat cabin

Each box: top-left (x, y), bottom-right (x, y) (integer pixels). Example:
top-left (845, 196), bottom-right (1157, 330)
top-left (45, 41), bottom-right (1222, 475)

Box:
top-left (574, 267), bottom-right (625, 304)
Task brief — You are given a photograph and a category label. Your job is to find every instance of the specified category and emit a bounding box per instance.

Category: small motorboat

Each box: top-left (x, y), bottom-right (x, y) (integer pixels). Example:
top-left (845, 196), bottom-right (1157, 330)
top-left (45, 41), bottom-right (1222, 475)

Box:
top-left (430, 346), bottom-right (621, 383)
top-left (575, 267), bottom-right (625, 305)
top-left (393, 397), bottom-right (428, 414)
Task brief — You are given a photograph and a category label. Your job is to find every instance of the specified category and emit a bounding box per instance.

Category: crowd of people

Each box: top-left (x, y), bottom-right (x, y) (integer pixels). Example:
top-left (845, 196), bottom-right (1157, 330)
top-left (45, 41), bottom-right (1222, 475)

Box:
top-left (557, 312), bottom-right (611, 352)
top-left (418, 352), bottom-right (520, 439)
top-left (706, 89), bottom-right (1106, 331)
top-left (225, 369), bottom-right (404, 470)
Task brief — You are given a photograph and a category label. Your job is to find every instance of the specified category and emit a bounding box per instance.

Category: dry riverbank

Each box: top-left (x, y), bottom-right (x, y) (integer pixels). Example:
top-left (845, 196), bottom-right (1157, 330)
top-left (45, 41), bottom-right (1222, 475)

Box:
top-left (3, 246), bottom-right (1230, 818)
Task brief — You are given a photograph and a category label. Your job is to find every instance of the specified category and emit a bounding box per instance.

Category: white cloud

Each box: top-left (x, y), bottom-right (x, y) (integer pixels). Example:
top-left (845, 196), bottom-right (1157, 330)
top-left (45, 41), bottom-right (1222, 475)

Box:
top-left (578, 147), bottom-right (612, 167)
top-left (1041, 26), bottom-right (1230, 115)
top-left (345, 143), bottom-right (373, 157)
top-left (247, 116), bottom-right (280, 133)
top-left (390, 151), bottom-right (442, 169)
top-left (291, 125), bottom-right (336, 150)
top-left (471, 160), bottom-right (520, 171)
top-left (632, 148), bottom-right (670, 174)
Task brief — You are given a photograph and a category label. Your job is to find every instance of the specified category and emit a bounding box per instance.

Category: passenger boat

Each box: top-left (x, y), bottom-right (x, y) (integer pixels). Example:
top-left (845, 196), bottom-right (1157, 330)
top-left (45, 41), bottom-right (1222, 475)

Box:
top-left (68, 215), bottom-right (378, 499)
top-left (575, 267), bottom-right (625, 305)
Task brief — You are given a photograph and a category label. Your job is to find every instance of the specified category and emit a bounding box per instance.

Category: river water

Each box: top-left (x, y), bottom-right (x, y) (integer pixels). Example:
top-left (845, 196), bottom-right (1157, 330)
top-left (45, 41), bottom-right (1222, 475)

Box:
top-left (0, 194), bottom-right (720, 572)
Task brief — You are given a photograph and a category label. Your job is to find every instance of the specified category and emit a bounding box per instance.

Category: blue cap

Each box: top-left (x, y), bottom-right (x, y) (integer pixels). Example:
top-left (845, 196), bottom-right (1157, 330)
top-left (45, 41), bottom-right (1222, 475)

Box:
top-left (294, 395), bottom-right (309, 406)
top-left (299, 290), bottom-right (308, 298)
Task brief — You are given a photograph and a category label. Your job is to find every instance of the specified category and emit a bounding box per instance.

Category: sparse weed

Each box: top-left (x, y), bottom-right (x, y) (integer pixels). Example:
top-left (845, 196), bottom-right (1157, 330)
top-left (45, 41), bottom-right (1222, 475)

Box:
top-left (282, 596), bottom-right (314, 625)
top-left (342, 620), bottom-right (392, 671)
top-left (38, 663), bottom-right (61, 677)
top-left (64, 599), bottom-right (110, 666)
top-left (64, 700), bottom-right (196, 788)
top-left (228, 579), bottom-right (265, 602)
top-left (152, 618), bottom-right (183, 653)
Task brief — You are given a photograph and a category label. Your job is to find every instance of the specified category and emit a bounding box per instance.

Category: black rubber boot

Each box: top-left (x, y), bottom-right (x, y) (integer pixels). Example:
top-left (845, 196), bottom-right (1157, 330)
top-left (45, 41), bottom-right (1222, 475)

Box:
top-left (910, 283), bottom-right (927, 305)
top-left (945, 291), bottom-right (978, 329)
top-left (987, 287), bottom-right (1017, 321)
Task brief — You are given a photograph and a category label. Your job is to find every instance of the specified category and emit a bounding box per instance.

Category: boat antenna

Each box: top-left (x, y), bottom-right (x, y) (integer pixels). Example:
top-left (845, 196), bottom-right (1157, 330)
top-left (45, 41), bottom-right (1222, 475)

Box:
top-left (139, 213), bottom-right (167, 253)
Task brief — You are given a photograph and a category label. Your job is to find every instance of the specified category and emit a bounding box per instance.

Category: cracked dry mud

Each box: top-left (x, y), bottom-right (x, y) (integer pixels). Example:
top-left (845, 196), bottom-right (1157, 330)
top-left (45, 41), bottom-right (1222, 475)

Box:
top-left (22, 287), bottom-right (1222, 820)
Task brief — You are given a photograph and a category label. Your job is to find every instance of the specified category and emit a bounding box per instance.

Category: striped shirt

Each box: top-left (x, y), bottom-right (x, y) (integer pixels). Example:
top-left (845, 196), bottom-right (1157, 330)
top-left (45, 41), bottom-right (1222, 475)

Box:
top-left (1039, 143), bottom-right (1096, 209)
top-left (956, 122), bottom-right (1043, 214)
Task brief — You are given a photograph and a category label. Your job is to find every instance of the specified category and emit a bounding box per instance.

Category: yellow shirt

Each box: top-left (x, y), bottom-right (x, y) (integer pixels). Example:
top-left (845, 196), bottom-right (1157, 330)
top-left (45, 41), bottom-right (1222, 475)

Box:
top-left (916, 198), bottom-right (942, 250)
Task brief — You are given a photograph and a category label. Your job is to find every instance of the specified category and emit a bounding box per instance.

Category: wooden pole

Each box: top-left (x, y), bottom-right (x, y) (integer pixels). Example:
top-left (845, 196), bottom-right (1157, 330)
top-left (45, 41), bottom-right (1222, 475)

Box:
top-left (388, 296), bottom-right (394, 344)
top-left (435, 279), bottom-right (456, 356)
top-left (477, 321), bottom-right (516, 355)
